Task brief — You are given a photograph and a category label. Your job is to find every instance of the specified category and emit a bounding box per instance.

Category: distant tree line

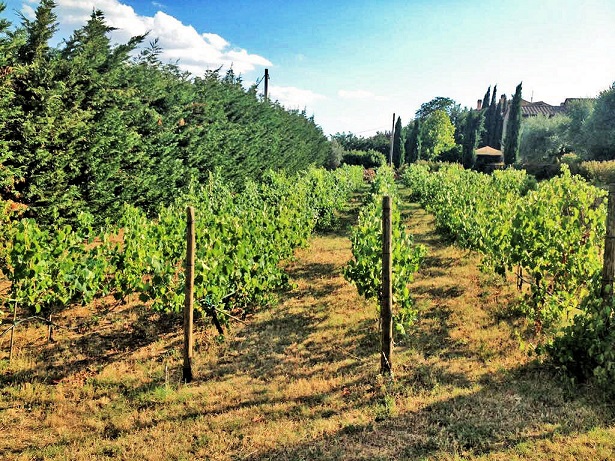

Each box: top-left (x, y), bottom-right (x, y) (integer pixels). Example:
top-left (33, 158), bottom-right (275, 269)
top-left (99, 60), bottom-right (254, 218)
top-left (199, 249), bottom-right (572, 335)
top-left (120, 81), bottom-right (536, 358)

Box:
top-left (333, 79), bottom-right (614, 171)
top-left (0, 1), bottom-right (330, 225)
top-left (518, 84), bottom-right (615, 163)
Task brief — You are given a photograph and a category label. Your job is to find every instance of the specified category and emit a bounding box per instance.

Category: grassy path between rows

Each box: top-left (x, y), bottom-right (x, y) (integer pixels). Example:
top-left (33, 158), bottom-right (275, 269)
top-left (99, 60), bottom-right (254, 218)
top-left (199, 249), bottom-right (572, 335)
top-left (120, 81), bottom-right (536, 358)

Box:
top-left (1, 191), bottom-right (614, 460)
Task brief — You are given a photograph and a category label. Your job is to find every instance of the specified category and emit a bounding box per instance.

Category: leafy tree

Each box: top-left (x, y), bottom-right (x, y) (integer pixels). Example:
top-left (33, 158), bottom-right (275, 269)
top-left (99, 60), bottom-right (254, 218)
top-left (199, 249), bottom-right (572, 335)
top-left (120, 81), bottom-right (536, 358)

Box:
top-left (392, 116), bottom-right (403, 168)
top-left (326, 139), bottom-right (344, 169)
top-left (420, 110), bottom-right (456, 161)
top-left (504, 82), bottom-right (523, 165)
top-left (415, 96), bottom-right (457, 120)
top-left (519, 115), bottom-right (571, 163)
top-left (564, 98), bottom-right (594, 157)
top-left (332, 131), bottom-right (390, 157)
top-left (341, 149), bottom-right (386, 168)
top-left (585, 83), bottom-right (615, 160)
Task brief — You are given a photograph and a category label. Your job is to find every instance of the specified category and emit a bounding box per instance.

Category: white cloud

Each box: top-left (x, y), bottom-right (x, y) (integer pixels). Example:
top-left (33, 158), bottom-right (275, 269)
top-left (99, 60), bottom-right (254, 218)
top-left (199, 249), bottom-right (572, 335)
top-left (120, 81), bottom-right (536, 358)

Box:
top-left (337, 89), bottom-right (388, 101)
top-left (44, 0), bottom-right (271, 75)
top-left (269, 85), bottom-right (326, 110)
top-left (20, 4), bottom-right (36, 19)
top-left (202, 33), bottom-right (229, 51)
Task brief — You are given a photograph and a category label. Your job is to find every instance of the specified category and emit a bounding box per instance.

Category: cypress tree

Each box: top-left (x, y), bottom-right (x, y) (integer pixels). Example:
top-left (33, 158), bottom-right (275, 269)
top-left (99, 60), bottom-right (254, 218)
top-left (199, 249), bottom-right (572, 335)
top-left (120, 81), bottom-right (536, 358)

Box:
top-left (462, 110), bottom-right (484, 169)
top-left (481, 86), bottom-right (491, 113)
top-left (487, 85), bottom-right (498, 147)
top-left (478, 85), bottom-right (491, 147)
top-left (504, 82), bottom-right (523, 165)
top-left (17, 0), bottom-right (58, 64)
top-left (404, 120), bottom-right (421, 163)
top-left (494, 95), bottom-right (506, 150)
top-left (392, 116), bottom-right (403, 168)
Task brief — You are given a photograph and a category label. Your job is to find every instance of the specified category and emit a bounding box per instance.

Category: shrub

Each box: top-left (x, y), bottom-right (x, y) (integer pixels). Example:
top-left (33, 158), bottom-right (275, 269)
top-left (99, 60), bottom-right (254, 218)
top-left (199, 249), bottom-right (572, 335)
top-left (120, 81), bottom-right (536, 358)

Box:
top-left (578, 160), bottom-right (615, 186)
top-left (341, 149), bottom-right (386, 169)
top-left (546, 281), bottom-right (615, 388)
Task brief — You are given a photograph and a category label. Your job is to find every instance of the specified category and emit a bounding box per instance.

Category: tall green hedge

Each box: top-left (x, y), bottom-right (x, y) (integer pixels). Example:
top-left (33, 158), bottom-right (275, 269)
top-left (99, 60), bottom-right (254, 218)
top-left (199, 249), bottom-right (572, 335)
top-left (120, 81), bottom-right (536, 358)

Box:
top-left (0, 3), bottom-right (329, 224)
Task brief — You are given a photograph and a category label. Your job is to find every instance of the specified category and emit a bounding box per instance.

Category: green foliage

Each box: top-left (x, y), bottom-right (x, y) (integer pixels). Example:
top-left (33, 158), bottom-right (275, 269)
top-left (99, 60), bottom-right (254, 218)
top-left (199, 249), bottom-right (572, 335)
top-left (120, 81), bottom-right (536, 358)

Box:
top-left (493, 94), bottom-right (506, 149)
top-left (0, 167), bottom-right (364, 321)
top-left (404, 120), bottom-right (421, 164)
top-left (480, 84), bottom-right (497, 148)
top-left (479, 84), bottom-right (505, 150)
top-left (402, 164), bottom-right (605, 330)
top-left (332, 131), bottom-right (391, 158)
top-left (519, 114), bottom-right (571, 163)
top-left (481, 86), bottom-right (491, 114)
top-left (392, 116), bottom-right (403, 168)
top-left (461, 109), bottom-right (484, 169)
top-left (420, 110), bottom-right (456, 161)
top-left (509, 167), bottom-right (605, 327)
top-left (578, 160), bottom-right (615, 186)
top-left (564, 98), bottom-right (595, 156)
top-left (344, 166), bottom-right (426, 334)
top-left (403, 162), bottom-right (614, 385)
top-left (0, 4), bottom-right (330, 226)
top-left (546, 283), bottom-right (615, 387)
top-left (415, 96), bottom-right (457, 120)
top-left (327, 139), bottom-right (344, 170)
top-left (504, 82), bottom-right (523, 165)
top-left (585, 83), bottom-right (615, 161)
top-left (341, 149), bottom-right (386, 169)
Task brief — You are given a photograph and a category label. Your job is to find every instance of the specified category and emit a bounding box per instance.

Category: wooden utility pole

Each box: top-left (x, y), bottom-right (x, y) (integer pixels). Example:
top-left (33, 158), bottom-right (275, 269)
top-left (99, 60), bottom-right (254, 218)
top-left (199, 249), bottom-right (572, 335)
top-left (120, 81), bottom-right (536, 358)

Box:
top-left (264, 68), bottom-right (269, 101)
top-left (183, 206), bottom-right (195, 383)
top-left (389, 113), bottom-right (395, 167)
top-left (602, 184), bottom-right (615, 300)
top-left (381, 195), bottom-right (393, 375)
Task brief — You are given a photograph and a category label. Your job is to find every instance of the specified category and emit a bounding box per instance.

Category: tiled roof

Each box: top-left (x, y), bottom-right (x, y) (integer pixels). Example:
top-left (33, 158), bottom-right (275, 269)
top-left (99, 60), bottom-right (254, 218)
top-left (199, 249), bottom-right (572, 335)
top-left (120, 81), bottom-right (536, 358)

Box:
top-left (521, 101), bottom-right (566, 117)
top-left (475, 146), bottom-right (503, 155)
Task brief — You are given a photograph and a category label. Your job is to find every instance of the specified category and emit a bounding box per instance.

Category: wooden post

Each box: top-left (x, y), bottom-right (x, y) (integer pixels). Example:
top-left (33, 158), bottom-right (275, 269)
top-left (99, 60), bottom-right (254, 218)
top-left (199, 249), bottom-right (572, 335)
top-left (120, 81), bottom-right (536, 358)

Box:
top-left (8, 303), bottom-right (16, 362)
top-left (183, 206), bottom-right (195, 383)
top-left (389, 113), bottom-right (395, 167)
top-left (48, 312), bottom-right (54, 343)
top-left (264, 68), bottom-right (269, 101)
top-left (601, 184), bottom-right (615, 300)
top-left (381, 195), bottom-right (393, 375)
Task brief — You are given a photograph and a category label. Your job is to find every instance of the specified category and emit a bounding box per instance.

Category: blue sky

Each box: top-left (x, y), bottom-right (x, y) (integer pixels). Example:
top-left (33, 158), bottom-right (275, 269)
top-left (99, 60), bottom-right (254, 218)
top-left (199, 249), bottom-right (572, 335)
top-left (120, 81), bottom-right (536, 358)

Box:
top-left (2, 0), bottom-right (614, 136)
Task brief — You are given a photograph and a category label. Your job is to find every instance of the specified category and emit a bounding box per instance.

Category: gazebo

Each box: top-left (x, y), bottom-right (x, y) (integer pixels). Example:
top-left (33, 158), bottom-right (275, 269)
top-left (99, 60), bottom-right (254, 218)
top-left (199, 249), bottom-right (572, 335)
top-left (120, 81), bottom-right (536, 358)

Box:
top-left (475, 146), bottom-right (504, 173)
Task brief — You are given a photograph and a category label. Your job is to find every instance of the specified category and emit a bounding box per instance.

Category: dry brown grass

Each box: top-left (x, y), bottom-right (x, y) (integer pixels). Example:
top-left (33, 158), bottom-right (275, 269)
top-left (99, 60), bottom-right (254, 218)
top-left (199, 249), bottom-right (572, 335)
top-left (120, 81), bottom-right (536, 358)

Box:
top-left (1, 191), bottom-right (614, 460)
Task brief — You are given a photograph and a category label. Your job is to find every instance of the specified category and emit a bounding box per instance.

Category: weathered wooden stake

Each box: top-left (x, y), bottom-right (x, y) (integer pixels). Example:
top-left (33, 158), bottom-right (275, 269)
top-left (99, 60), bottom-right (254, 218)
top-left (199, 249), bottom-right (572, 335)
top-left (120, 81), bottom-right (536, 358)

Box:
top-left (601, 184), bottom-right (615, 301)
top-left (381, 196), bottom-right (393, 375)
top-left (183, 206), bottom-right (195, 383)
top-left (48, 312), bottom-right (54, 343)
top-left (8, 304), bottom-right (16, 362)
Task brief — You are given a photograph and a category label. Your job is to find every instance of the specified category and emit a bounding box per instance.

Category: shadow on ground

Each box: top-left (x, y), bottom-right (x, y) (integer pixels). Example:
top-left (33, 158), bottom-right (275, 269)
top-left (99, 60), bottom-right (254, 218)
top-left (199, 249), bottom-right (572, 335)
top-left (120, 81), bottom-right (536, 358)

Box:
top-left (245, 362), bottom-right (615, 460)
top-left (0, 305), bottom-right (182, 386)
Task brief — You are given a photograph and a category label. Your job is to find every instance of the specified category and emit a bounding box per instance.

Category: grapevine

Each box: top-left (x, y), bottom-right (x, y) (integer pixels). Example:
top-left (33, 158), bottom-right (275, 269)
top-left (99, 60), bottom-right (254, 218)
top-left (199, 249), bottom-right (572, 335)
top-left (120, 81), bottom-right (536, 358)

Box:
top-left (344, 166), bottom-right (426, 335)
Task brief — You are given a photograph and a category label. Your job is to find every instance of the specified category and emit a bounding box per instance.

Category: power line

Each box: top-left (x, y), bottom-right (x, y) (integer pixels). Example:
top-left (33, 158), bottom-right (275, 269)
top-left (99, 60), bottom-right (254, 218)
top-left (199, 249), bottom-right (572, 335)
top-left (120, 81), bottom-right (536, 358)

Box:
top-left (354, 125), bottom-right (390, 134)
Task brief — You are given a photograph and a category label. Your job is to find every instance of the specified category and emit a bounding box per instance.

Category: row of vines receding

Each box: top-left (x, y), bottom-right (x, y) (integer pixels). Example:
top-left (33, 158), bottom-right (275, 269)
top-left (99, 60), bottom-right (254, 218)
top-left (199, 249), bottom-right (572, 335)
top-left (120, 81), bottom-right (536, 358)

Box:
top-left (0, 166), bottom-right (365, 340)
top-left (402, 162), bottom-right (614, 386)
